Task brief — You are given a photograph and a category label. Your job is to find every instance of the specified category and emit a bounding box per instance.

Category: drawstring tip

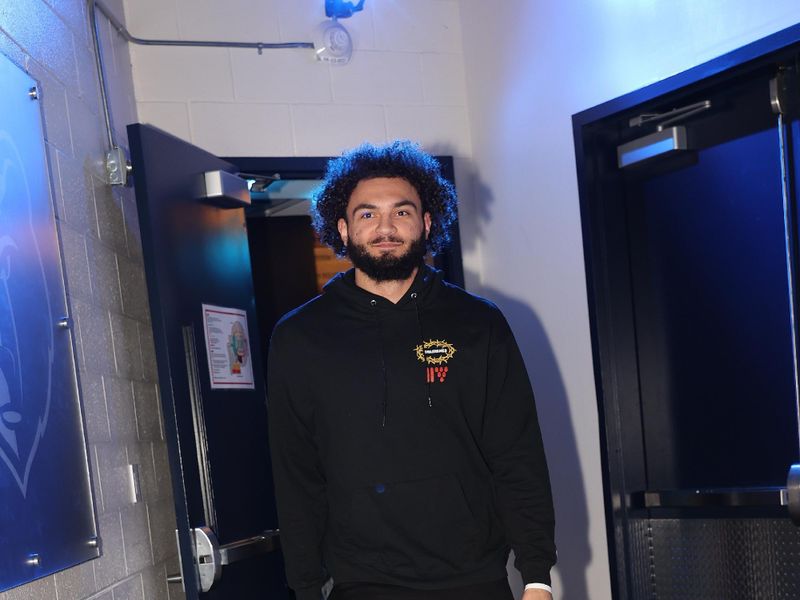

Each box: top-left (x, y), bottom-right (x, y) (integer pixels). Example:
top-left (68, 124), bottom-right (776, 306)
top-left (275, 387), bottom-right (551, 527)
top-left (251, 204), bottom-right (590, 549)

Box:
top-left (427, 396), bottom-right (432, 408)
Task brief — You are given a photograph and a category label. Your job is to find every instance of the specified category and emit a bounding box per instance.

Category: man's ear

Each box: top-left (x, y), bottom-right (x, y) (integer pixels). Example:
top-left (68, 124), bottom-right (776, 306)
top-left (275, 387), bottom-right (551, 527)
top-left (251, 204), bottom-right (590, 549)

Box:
top-left (337, 217), bottom-right (349, 246)
top-left (423, 212), bottom-right (432, 239)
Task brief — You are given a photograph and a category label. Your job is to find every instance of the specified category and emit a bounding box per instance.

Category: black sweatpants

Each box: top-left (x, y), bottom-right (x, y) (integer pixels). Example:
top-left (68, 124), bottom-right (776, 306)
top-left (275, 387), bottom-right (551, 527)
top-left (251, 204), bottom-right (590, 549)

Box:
top-left (328, 579), bottom-right (514, 600)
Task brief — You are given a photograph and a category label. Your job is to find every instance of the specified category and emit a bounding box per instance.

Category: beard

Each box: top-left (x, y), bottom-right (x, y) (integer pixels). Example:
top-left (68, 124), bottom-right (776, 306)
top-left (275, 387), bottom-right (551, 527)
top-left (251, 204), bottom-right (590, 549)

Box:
top-left (347, 232), bottom-right (428, 282)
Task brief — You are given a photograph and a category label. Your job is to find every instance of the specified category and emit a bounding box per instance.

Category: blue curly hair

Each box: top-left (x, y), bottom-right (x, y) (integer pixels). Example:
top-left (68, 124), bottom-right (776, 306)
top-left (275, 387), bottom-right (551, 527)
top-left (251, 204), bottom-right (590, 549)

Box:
top-left (311, 140), bottom-right (458, 257)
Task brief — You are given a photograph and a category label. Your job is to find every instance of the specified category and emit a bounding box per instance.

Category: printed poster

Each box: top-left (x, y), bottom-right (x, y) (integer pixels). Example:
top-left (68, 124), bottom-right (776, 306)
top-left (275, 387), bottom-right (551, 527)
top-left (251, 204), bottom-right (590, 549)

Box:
top-left (202, 304), bottom-right (255, 390)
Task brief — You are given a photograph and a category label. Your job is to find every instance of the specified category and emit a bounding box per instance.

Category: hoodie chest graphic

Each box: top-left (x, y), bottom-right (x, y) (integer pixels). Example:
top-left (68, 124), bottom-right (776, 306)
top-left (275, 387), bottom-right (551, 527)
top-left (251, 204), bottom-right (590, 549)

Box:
top-left (414, 339), bottom-right (456, 383)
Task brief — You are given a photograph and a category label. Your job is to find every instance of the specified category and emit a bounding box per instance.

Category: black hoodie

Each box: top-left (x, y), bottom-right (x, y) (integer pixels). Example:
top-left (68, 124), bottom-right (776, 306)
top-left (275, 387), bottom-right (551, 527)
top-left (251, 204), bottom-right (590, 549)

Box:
top-left (267, 265), bottom-right (556, 600)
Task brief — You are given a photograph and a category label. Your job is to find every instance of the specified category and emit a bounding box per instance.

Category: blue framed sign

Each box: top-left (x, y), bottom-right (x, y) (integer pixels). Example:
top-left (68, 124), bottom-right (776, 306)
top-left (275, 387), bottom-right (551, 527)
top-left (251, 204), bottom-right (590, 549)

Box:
top-left (0, 52), bottom-right (99, 590)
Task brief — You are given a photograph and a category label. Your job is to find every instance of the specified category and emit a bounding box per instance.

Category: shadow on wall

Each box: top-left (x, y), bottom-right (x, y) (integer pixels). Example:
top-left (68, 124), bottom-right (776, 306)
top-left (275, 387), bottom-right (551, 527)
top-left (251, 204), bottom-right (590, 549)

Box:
top-left (452, 159), bottom-right (592, 600)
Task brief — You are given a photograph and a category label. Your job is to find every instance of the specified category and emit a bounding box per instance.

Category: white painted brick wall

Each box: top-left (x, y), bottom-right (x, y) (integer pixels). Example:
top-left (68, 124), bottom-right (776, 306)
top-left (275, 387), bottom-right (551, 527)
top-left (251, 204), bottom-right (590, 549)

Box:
top-left (0, 1), bottom-right (180, 599)
top-left (126, 0), bottom-right (472, 160)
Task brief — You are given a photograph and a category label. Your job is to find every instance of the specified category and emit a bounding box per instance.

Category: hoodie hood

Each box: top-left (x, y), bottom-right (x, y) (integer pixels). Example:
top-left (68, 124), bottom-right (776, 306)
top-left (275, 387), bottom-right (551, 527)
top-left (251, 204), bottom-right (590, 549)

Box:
top-left (322, 263), bottom-right (443, 311)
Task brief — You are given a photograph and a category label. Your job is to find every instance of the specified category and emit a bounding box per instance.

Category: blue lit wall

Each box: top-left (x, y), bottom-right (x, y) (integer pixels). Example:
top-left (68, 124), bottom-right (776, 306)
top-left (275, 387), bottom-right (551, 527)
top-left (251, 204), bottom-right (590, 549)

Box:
top-left (0, 0), bottom-right (176, 598)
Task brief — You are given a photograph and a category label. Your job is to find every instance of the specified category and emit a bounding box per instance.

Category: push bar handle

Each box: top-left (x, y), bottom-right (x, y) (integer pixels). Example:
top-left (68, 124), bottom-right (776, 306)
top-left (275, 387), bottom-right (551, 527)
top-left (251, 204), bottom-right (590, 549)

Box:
top-left (220, 530), bottom-right (280, 565)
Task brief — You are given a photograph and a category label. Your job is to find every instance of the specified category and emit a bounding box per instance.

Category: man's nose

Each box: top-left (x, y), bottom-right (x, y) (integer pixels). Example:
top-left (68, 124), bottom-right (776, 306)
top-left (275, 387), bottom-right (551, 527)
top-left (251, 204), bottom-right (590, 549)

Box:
top-left (375, 214), bottom-right (396, 234)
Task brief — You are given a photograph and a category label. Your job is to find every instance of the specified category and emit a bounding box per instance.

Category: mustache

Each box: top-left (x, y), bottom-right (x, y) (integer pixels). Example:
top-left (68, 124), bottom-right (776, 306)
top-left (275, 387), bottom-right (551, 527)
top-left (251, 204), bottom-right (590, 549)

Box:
top-left (369, 236), bottom-right (403, 245)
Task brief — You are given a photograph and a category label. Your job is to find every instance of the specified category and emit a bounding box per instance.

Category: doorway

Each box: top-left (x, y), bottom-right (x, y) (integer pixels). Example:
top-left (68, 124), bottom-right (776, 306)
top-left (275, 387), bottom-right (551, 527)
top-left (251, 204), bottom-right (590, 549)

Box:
top-left (129, 134), bottom-right (465, 598)
top-left (574, 24), bottom-right (800, 599)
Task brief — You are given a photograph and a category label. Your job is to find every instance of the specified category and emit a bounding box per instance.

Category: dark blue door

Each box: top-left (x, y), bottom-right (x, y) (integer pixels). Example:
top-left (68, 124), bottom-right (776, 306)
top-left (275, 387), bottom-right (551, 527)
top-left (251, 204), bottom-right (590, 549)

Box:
top-left (128, 124), bottom-right (288, 599)
top-left (627, 125), bottom-right (800, 490)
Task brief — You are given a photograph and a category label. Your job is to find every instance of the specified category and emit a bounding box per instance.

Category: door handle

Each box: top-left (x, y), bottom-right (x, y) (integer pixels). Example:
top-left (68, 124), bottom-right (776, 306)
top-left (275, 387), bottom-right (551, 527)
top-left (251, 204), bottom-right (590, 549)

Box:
top-left (167, 527), bottom-right (281, 592)
top-left (220, 529), bottom-right (280, 565)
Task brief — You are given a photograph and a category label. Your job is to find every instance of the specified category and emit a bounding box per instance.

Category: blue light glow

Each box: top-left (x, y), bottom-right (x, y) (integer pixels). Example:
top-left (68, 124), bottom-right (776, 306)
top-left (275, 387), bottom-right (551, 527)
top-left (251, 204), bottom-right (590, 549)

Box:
top-left (326, 0), bottom-right (366, 19)
top-left (619, 137), bottom-right (676, 167)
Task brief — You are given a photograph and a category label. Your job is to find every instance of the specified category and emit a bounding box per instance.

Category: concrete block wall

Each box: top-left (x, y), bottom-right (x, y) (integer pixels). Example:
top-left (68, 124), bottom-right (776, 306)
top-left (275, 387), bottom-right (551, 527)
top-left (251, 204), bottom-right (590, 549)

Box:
top-left (128, 0), bottom-right (471, 157)
top-left (0, 1), bottom-right (180, 599)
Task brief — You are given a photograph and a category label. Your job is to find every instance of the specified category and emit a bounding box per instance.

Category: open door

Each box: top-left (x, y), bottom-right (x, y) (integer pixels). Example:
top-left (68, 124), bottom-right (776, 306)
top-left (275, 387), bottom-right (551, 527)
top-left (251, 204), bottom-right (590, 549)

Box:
top-left (127, 124), bottom-right (288, 599)
top-left (573, 25), bottom-right (800, 600)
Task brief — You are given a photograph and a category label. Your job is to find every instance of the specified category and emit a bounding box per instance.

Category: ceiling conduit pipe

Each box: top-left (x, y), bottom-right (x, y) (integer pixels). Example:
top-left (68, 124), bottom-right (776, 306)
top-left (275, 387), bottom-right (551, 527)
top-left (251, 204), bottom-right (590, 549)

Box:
top-left (87, 0), bottom-right (315, 186)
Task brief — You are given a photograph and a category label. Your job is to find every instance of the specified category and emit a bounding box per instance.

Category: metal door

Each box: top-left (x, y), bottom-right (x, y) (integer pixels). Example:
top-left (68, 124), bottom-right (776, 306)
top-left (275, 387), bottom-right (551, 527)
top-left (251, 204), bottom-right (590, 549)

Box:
top-left (127, 124), bottom-right (288, 599)
top-left (573, 25), bottom-right (800, 600)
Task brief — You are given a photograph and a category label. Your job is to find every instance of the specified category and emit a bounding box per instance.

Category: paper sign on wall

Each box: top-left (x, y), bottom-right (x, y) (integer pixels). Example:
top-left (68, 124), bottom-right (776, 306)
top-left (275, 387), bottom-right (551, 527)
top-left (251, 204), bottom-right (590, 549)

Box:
top-left (202, 304), bottom-right (255, 390)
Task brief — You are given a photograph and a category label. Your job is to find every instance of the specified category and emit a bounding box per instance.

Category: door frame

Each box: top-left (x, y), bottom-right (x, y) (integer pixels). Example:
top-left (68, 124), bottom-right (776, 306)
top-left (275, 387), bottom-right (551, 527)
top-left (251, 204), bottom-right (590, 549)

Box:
top-left (572, 22), bottom-right (800, 599)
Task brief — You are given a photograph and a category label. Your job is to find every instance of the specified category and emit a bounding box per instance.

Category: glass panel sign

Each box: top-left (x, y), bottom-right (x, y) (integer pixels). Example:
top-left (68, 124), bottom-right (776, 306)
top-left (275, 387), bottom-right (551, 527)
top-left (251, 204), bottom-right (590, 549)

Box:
top-left (0, 52), bottom-right (99, 590)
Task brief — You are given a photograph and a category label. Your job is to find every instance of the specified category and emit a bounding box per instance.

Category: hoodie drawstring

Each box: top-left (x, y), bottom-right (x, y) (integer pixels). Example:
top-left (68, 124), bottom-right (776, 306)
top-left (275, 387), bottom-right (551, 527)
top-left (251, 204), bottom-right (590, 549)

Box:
top-left (411, 292), bottom-right (432, 408)
top-left (371, 299), bottom-right (389, 427)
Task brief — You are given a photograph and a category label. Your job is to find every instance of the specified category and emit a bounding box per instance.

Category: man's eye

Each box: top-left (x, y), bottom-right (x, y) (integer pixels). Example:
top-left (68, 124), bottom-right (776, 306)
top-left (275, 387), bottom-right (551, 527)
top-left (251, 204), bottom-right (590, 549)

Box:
top-left (360, 212), bottom-right (373, 219)
top-left (397, 210), bottom-right (409, 216)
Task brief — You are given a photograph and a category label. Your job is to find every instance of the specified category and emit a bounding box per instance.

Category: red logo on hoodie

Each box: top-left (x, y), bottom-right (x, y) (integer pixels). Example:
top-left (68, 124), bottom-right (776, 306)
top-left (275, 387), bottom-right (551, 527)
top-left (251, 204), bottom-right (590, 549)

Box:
top-left (426, 366), bottom-right (449, 383)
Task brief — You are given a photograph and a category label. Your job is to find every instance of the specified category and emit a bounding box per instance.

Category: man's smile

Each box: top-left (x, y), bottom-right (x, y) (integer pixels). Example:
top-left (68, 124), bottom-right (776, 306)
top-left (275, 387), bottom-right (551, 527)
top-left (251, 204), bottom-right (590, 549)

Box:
top-left (370, 237), bottom-right (404, 249)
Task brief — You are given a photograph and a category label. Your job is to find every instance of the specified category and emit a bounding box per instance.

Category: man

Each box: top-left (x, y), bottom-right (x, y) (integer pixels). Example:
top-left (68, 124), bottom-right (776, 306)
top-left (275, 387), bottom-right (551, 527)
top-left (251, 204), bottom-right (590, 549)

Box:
top-left (267, 140), bottom-right (556, 600)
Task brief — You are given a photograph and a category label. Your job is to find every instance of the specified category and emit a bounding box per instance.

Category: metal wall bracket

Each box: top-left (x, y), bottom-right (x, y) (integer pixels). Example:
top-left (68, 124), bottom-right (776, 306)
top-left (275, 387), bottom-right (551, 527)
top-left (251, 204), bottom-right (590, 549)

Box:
top-left (105, 146), bottom-right (132, 186)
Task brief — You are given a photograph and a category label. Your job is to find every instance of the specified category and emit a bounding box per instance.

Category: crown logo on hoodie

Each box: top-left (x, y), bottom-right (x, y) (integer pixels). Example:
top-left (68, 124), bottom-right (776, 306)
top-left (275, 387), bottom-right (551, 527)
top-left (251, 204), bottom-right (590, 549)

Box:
top-left (414, 339), bottom-right (456, 365)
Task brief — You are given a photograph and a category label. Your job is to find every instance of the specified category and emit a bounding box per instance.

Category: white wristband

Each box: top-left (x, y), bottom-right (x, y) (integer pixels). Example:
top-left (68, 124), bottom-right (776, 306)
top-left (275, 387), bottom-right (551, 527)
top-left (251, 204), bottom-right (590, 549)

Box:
top-left (524, 583), bottom-right (552, 593)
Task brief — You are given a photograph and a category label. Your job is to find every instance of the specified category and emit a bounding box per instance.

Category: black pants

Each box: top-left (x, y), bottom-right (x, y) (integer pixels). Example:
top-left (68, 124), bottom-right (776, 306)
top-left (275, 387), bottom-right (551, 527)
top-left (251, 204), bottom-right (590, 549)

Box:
top-left (328, 579), bottom-right (514, 600)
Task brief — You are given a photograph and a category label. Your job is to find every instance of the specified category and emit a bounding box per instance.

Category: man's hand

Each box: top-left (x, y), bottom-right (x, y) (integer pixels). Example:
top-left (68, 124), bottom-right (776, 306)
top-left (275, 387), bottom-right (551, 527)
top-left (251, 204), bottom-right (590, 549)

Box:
top-left (521, 589), bottom-right (553, 600)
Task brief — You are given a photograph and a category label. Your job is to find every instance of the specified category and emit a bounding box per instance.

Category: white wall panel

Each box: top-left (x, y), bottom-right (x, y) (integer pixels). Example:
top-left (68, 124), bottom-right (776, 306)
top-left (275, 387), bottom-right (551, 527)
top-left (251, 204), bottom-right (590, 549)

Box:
top-left (122, 0), bottom-right (179, 39)
top-left (331, 51), bottom-right (423, 105)
top-left (189, 101), bottom-right (294, 156)
top-left (137, 101), bottom-right (191, 143)
top-left (385, 105), bottom-right (471, 157)
top-left (231, 48), bottom-right (332, 104)
top-left (131, 46), bottom-right (234, 102)
top-left (421, 52), bottom-right (467, 105)
top-left (291, 104), bottom-right (386, 156)
top-left (372, 0), bottom-right (462, 54)
top-left (174, 0), bottom-right (280, 42)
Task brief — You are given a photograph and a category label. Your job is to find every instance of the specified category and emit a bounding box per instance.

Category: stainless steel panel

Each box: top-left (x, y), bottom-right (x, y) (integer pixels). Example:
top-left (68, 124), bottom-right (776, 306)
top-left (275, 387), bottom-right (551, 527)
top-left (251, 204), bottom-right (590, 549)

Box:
top-left (628, 518), bottom-right (800, 599)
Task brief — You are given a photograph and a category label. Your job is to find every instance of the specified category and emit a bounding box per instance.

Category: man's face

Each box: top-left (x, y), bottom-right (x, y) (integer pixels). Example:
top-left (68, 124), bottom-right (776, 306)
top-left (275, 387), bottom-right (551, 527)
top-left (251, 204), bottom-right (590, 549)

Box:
top-left (337, 177), bottom-right (431, 282)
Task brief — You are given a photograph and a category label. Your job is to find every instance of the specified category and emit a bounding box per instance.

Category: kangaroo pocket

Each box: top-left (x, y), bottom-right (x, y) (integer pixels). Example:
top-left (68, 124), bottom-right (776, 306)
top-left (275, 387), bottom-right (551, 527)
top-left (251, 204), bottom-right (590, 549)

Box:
top-left (348, 474), bottom-right (480, 579)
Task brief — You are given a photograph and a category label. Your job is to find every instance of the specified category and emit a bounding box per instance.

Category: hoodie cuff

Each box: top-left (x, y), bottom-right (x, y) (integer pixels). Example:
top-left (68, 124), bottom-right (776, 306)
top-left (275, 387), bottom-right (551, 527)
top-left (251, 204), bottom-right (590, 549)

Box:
top-left (293, 585), bottom-right (323, 600)
top-left (520, 564), bottom-right (552, 587)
